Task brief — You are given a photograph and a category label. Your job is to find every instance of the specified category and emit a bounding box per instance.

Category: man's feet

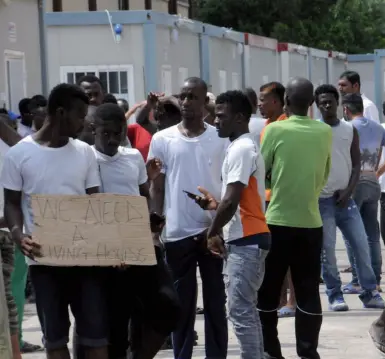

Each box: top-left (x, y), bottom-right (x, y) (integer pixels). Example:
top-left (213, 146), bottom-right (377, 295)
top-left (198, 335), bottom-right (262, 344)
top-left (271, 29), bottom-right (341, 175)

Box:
top-left (278, 306), bottom-right (295, 318)
top-left (329, 296), bottom-right (349, 312)
top-left (20, 341), bottom-right (44, 353)
top-left (342, 283), bottom-right (362, 294)
top-left (369, 318), bottom-right (385, 354)
top-left (160, 331), bottom-right (199, 350)
top-left (196, 307), bottom-right (204, 315)
top-left (360, 292), bottom-right (385, 309)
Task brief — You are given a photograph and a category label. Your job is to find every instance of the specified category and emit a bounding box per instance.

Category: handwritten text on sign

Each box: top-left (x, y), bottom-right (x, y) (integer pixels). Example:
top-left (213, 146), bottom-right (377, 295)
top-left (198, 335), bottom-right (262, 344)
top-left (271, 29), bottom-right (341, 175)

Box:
top-left (31, 194), bottom-right (156, 266)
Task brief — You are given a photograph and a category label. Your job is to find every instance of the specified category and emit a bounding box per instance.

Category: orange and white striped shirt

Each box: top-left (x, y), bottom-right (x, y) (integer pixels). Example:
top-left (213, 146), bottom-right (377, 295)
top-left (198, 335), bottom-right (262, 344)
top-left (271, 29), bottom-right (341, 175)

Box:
top-left (221, 133), bottom-right (269, 242)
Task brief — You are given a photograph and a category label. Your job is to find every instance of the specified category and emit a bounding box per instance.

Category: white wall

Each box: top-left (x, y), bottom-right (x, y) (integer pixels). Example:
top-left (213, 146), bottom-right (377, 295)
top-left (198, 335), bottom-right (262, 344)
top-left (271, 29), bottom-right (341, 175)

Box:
top-left (0, 0), bottom-right (42, 110)
top-left (47, 25), bottom-right (145, 103)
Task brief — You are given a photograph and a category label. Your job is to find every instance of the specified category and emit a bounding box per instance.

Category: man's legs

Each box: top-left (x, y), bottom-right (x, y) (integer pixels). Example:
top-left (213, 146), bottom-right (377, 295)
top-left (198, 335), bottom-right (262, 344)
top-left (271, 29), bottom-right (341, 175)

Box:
top-left (165, 237), bottom-right (199, 359)
top-left (380, 192), bottom-right (385, 246)
top-left (11, 247), bottom-right (36, 352)
top-left (319, 197), bottom-right (347, 310)
top-left (257, 225), bottom-right (292, 359)
top-left (129, 246), bottom-right (181, 359)
top-left (359, 183), bottom-right (382, 286)
top-left (29, 265), bottom-right (72, 359)
top-left (198, 238), bottom-right (228, 359)
top-left (224, 245), bottom-right (268, 359)
top-left (349, 181), bottom-right (382, 288)
top-left (0, 231), bottom-right (22, 359)
top-left (290, 227), bottom-right (323, 359)
top-left (337, 199), bottom-right (384, 308)
top-left (70, 267), bottom-right (109, 359)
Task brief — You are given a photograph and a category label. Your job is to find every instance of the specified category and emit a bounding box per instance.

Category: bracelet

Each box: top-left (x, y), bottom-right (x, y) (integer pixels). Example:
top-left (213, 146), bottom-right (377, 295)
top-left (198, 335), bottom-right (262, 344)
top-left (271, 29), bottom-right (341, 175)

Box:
top-left (10, 225), bottom-right (19, 233)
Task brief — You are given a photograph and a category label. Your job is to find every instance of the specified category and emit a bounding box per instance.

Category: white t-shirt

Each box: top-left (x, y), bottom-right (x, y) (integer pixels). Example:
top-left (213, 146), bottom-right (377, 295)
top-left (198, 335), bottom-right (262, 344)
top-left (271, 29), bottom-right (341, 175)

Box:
top-left (0, 136), bottom-right (100, 265)
top-left (248, 114), bottom-right (266, 147)
top-left (17, 123), bottom-right (34, 138)
top-left (148, 124), bottom-right (228, 242)
top-left (221, 134), bottom-right (268, 243)
top-left (92, 146), bottom-right (147, 196)
top-left (362, 94), bottom-right (380, 123)
top-left (379, 123), bottom-right (385, 192)
top-left (0, 139), bottom-right (10, 229)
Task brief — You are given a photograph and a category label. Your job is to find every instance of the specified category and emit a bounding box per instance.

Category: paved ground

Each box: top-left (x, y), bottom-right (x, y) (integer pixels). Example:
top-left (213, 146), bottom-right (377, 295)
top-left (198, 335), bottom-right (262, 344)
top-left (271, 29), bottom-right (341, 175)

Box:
top-left (22, 235), bottom-right (385, 359)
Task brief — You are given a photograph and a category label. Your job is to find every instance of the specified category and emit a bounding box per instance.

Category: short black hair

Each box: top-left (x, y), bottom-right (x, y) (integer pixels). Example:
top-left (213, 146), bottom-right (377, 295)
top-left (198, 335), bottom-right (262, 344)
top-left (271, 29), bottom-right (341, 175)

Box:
top-left (184, 77), bottom-right (208, 93)
top-left (19, 98), bottom-right (31, 115)
top-left (95, 103), bottom-right (126, 126)
top-left (342, 93), bottom-right (364, 114)
top-left (314, 84), bottom-right (339, 105)
top-left (47, 83), bottom-right (89, 116)
top-left (340, 71), bottom-right (361, 88)
top-left (243, 87), bottom-right (257, 107)
top-left (216, 90), bottom-right (252, 119)
top-left (77, 74), bottom-right (103, 89)
top-left (260, 82), bottom-right (285, 106)
top-left (29, 95), bottom-right (47, 112)
top-left (117, 98), bottom-right (129, 112)
top-left (103, 93), bottom-right (118, 104)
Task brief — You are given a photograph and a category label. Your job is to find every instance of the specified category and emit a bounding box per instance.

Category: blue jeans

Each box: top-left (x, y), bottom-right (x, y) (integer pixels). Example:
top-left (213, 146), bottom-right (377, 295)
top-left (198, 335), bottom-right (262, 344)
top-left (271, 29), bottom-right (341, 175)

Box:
top-left (224, 244), bottom-right (268, 359)
top-left (320, 197), bottom-right (377, 301)
top-left (345, 181), bottom-right (382, 285)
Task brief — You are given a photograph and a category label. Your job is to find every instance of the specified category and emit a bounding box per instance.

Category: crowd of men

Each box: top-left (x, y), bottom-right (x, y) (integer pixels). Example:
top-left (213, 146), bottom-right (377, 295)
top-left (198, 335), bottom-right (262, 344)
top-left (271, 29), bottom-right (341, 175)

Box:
top-left (2, 69), bottom-right (385, 359)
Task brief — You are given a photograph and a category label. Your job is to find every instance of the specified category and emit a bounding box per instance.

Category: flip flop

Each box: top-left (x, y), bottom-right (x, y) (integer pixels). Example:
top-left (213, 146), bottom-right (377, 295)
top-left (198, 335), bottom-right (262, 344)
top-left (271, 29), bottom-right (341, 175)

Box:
top-left (21, 341), bottom-right (44, 353)
top-left (278, 306), bottom-right (296, 318)
top-left (343, 283), bottom-right (363, 294)
top-left (341, 267), bottom-right (353, 273)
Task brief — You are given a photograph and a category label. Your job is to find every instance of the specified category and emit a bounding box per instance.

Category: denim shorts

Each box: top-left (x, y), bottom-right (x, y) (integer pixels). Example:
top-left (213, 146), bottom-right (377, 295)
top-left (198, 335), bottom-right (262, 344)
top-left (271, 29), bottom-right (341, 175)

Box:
top-left (30, 265), bottom-right (109, 350)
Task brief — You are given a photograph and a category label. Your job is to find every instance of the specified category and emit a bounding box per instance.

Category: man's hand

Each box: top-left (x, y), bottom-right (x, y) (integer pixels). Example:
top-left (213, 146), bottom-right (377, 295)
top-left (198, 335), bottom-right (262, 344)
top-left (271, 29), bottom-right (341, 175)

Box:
top-left (146, 158), bottom-right (163, 181)
top-left (334, 189), bottom-right (351, 208)
top-left (15, 235), bottom-right (41, 259)
top-left (147, 92), bottom-right (165, 108)
top-left (150, 212), bottom-right (166, 233)
top-left (152, 232), bottom-right (164, 249)
top-left (207, 235), bottom-right (226, 258)
top-left (195, 186), bottom-right (218, 210)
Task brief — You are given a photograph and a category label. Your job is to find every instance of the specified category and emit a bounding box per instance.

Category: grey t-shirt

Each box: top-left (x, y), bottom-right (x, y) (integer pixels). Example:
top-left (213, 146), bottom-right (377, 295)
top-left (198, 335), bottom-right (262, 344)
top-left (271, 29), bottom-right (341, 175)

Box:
top-left (320, 120), bottom-right (353, 198)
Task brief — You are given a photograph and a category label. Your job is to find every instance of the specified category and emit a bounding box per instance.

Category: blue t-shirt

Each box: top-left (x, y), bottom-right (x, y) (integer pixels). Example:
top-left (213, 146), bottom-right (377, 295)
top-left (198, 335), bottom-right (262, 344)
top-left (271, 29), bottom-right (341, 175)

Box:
top-left (351, 117), bottom-right (385, 173)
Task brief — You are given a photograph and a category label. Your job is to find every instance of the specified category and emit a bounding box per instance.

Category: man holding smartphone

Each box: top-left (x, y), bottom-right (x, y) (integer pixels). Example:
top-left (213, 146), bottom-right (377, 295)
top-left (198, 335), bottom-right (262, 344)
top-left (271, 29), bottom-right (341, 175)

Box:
top-left (196, 90), bottom-right (270, 359)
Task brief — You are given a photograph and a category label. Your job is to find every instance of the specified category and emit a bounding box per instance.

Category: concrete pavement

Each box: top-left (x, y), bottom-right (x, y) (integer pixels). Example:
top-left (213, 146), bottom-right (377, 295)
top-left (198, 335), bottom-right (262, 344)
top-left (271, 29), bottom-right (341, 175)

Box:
top-left (22, 236), bottom-right (385, 359)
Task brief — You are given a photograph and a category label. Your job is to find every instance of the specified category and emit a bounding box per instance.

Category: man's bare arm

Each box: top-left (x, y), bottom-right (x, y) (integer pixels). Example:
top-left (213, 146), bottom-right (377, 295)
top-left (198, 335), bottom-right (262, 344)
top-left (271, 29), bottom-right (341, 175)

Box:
top-left (0, 118), bottom-right (21, 147)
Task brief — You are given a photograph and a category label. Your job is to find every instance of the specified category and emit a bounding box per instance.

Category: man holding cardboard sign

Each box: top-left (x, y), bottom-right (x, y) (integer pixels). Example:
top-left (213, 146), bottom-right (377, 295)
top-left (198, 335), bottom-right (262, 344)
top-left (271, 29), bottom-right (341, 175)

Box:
top-left (0, 84), bottom-right (109, 359)
top-left (71, 103), bottom-right (179, 359)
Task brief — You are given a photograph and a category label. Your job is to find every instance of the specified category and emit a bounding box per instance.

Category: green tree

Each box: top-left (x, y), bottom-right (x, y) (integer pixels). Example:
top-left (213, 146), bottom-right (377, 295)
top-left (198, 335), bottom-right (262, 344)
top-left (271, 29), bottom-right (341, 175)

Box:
top-left (193, 0), bottom-right (385, 54)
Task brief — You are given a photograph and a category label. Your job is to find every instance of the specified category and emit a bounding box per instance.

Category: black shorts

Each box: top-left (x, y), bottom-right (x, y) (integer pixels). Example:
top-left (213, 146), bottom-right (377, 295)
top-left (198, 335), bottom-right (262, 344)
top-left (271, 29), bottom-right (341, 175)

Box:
top-left (108, 246), bottom-right (181, 358)
top-left (30, 266), bottom-right (109, 350)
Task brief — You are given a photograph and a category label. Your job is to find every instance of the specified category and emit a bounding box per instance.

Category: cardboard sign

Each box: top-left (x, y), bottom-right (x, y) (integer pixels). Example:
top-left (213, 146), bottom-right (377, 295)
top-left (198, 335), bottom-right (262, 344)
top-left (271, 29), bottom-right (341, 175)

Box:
top-left (31, 194), bottom-right (156, 266)
top-left (0, 254), bottom-right (12, 359)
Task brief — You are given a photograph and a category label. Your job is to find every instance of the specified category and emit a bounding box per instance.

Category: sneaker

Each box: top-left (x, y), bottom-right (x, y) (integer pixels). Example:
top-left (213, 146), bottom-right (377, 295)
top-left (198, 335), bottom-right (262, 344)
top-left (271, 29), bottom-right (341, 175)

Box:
top-left (361, 292), bottom-right (385, 309)
top-left (369, 319), bottom-right (385, 354)
top-left (329, 297), bottom-right (349, 311)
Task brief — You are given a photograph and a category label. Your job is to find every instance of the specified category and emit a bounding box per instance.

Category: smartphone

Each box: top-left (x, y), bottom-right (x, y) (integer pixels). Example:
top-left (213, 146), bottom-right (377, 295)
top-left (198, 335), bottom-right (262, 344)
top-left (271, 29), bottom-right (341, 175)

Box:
top-left (183, 190), bottom-right (201, 200)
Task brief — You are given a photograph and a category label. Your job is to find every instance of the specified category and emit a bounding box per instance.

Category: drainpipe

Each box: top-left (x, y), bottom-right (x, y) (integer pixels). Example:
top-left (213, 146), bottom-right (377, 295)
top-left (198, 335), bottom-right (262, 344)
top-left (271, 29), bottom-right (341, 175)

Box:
top-left (38, 0), bottom-right (48, 96)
